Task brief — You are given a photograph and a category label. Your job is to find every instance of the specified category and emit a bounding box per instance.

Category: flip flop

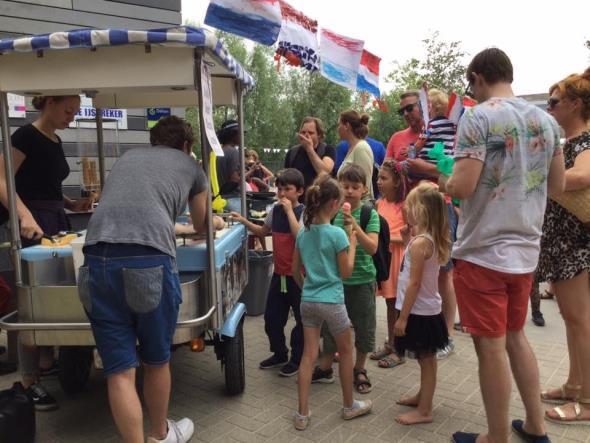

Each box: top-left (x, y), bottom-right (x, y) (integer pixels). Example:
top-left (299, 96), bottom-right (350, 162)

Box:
top-left (540, 290), bottom-right (554, 300)
top-left (451, 431), bottom-right (478, 443)
top-left (511, 419), bottom-right (549, 442)
top-left (377, 355), bottom-right (405, 369)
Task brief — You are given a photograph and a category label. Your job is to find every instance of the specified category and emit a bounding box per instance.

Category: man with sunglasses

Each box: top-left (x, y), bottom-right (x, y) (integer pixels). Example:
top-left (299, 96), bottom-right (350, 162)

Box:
top-left (385, 91), bottom-right (424, 161)
top-left (439, 48), bottom-right (565, 443)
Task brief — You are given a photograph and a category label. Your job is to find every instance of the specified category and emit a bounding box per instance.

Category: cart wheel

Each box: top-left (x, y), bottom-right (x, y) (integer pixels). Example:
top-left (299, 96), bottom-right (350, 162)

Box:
top-left (58, 346), bottom-right (93, 394)
top-left (223, 319), bottom-right (245, 395)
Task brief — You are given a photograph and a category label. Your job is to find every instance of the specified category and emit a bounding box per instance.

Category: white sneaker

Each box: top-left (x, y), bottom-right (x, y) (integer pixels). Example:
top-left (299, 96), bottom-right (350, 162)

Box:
top-left (342, 399), bottom-right (372, 420)
top-left (147, 418), bottom-right (194, 443)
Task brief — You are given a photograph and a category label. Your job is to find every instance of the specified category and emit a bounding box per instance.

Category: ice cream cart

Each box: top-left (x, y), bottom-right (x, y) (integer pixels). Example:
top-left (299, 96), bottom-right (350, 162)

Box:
top-left (0, 27), bottom-right (253, 395)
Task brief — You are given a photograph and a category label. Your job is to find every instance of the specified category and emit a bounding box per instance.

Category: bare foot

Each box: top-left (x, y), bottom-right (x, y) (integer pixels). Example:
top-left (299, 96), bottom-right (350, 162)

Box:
top-left (396, 393), bottom-right (419, 407)
top-left (395, 409), bottom-right (433, 425)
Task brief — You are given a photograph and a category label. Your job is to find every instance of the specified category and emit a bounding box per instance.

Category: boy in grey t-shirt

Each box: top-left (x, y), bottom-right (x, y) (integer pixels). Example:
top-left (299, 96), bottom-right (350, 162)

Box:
top-left (81, 116), bottom-right (207, 443)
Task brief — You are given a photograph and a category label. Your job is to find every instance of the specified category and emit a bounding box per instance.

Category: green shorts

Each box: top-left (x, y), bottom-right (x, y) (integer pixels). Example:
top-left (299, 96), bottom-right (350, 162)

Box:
top-left (322, 282), bottom-right (376, 354)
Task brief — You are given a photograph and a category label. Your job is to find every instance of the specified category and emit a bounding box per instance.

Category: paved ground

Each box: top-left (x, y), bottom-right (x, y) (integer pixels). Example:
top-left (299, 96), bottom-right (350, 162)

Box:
top-left (1, 292), bottom-right (588, 443)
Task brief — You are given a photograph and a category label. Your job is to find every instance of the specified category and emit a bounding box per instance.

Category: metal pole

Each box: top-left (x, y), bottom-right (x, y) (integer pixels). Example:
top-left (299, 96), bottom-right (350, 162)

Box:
top-left (95, 108), bottom-right (106, 190)
top-left (194, 50), bottom-right (219, 324)
top-left (0, 92), bottom-right (22, 284)
top-left (236, 80), bottom-right (246, 216)
top-left (235, 80), bottom-right (249, 284)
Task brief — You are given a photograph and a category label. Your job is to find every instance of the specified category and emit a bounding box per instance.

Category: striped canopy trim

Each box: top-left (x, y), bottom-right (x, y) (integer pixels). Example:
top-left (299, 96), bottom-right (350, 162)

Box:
top-left (0, 26), bottom-right (254, 88)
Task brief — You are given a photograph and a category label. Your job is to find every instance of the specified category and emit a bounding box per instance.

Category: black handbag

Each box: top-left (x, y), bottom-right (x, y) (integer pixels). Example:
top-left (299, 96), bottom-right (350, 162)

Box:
top-left (0, 382), bottom-right (36, 443)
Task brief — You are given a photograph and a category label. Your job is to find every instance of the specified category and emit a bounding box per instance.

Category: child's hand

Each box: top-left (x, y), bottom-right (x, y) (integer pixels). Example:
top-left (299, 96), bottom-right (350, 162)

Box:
top-left (343, 211), bottom-right (358, 230)
top-left (394, 317), bottom-right (407, 337)
top-left (349, 230), bottom-right (357, 244)
top-left (278, 197), bottom-right (293, 213)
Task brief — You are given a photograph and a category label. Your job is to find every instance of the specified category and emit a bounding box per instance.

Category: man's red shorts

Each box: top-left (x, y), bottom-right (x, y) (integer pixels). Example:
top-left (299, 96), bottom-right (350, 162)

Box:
top-left (453, 259), bottom-right (533, 337)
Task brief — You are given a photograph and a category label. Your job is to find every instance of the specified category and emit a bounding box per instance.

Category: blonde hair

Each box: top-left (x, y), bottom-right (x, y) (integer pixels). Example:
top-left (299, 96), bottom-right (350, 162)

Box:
top-left (246, 149), bottom-right (259, 161)
top-left (428, 89), bottom-right (449, 118)
top-left (549, 67), bottom-right (590, 121)
top-left (405, 182), bottom-right (451, 264)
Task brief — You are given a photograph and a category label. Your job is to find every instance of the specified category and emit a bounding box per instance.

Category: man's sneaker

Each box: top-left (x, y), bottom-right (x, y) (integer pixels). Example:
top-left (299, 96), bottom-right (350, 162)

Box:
top-left (259, 354), bottom-right (288, 369)
top-left (147, 418), bottom-right (194, 443)
top-left (436, 338), bottom-right (455, 360)
top-left (293, 411), bottom-right (310, 430)
top-left (532, 311), bottom-right (546, 327)
top-left (342, 399), bottom-right (372, 420)
top-left (311, 366), bottom-right (334, 384)
top-left (40, 361), bottom-right (60, 377)
top-left (279, 361), bottom-right (299, 377)
top-left (26, 383), bottom-right (58, 411)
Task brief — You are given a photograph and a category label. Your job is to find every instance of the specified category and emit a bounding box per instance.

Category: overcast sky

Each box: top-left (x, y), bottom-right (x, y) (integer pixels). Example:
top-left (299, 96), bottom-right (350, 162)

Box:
top-left (182, 0), bottom-right (590, 96)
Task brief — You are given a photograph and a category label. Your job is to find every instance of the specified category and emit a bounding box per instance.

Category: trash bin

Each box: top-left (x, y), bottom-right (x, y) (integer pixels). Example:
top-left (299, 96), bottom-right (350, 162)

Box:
top-left (240, 250), bottom-right (273, 316)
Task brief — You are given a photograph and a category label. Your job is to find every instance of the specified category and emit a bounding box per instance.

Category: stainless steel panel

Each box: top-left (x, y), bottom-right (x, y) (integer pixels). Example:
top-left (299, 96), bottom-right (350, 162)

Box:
top-left (21, 257), bottom-right (76, 287)
top-left (16, 273), bottom-right (208, 346)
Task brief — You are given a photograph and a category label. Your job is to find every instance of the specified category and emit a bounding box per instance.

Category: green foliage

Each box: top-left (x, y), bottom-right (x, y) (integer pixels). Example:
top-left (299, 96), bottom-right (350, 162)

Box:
top-left (386, 31), bottom-right (468, 94)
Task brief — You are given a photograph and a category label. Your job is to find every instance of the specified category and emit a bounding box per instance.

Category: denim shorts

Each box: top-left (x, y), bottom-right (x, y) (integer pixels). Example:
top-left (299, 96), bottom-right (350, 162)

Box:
top-left (78, 243), bottom-right (182, 376)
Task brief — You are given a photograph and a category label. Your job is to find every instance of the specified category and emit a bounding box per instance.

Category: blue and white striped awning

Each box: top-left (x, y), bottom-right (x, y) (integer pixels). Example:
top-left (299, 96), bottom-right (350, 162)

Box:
top-left (0, 26), bottom-right (255, 89)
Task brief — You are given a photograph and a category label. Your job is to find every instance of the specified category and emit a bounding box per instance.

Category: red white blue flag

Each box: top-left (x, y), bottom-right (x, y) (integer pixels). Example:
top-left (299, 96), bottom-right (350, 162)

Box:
top-left (204, 0), bottom-right (282, 46)
top-left (275, 0), bottom-right (319, 71)
top-left (319, 29), bottom-right (364, 90)
top-left (447, 93), bottom-right (478, 125)
top-left (356, 49), bottom-right (381, 97)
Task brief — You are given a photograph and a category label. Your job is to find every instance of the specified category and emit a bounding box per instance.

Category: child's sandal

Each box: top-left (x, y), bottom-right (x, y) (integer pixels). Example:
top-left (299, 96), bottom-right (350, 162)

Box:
top-left (369, 344), bottom-right (393, 360)
top-left (540, 383), bottom-right (581, 405)
top-left (353, 368), bottom-right (373, 394)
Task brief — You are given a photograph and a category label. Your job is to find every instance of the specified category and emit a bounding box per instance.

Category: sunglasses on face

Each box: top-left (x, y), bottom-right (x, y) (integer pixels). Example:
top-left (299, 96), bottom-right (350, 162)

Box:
top-left (397, 102), bottom-right (418, 116)
top-left (547, 97), bottom-right (560, 110)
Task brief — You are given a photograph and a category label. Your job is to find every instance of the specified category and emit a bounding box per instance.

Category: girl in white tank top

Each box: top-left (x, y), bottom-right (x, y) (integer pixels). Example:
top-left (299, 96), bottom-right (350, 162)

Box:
top-left (392, 183), bottom-right (452, 426)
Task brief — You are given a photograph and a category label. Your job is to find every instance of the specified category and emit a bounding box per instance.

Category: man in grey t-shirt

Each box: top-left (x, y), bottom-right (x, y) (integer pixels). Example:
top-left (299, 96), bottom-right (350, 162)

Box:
top-left (82, 116), bottom-right (207, 443)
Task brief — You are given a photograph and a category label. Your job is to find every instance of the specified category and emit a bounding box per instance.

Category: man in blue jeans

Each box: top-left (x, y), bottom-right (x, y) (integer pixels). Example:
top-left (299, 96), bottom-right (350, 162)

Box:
top-left (80, 116), bottom-right (208, 443)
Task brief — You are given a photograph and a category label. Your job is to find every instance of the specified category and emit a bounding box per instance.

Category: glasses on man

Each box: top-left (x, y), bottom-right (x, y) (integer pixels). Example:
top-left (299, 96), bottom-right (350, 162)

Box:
top-left (397, 102), bottom-right (418, 116)
top-left (547, 97), bottom-right (560, 110)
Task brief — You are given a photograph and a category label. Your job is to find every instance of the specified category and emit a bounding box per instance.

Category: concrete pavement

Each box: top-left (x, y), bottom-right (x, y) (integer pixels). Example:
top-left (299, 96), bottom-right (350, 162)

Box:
top-left (0, 293), bottom-right (588, 442)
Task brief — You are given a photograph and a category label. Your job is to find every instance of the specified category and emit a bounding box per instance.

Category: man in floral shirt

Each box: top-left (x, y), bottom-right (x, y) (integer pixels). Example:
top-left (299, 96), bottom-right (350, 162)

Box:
top-left (440, 48), bottom-right (565, 443)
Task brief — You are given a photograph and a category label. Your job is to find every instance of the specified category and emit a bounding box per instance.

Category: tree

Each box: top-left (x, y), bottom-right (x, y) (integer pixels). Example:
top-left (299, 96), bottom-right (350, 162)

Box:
top-left (386, 31), bottom-right (468, 94)
top-left (367, 31), bottom-right (469, 145)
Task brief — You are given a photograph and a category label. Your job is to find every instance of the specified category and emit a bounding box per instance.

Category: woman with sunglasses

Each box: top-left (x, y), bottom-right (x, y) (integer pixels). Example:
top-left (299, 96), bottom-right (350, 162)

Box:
top-left (385, 91), bottom-right (424, 162)
top-left (537, 67), bottom-right (590, 426)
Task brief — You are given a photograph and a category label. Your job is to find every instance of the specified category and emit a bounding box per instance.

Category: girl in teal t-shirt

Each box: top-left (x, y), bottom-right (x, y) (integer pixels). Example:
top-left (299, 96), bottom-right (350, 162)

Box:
top-left (292, 174), bottom-right (372, 430)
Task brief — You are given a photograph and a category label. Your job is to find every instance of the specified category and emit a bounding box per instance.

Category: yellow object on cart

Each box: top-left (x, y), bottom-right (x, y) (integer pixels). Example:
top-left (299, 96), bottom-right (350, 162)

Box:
top-left (210, 152), bottom-right (227, 213)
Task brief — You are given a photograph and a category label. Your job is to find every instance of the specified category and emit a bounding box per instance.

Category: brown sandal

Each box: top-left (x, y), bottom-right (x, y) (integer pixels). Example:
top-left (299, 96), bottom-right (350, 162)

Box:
top-left (545, 398), bottom-right (590, 426)
top-left (540, 383), bottom-right (581, 405)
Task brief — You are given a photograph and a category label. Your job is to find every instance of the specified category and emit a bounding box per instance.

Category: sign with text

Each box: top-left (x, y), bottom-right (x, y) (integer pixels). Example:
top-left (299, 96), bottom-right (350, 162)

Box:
top-left (70, 96), bottom-right (127, 129)
top-left (147, 108), bottom-right (171, 128)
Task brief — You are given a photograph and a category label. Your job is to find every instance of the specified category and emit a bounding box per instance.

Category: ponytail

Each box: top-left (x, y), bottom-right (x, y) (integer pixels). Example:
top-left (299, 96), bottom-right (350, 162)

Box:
top-left (303, 173), bottom-right (341, 229)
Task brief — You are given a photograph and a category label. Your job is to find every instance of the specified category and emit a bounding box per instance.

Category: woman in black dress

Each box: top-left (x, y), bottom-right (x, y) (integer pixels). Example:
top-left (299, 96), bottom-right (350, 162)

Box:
top-left (537, 69), bottom-right (590, 425)
top-left (0, 95), bottom-right (92, 410)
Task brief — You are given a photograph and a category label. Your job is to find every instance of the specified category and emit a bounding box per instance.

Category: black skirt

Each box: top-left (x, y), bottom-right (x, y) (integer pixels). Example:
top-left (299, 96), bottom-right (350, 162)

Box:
top-left (394, 311), bottom-right (449, 359)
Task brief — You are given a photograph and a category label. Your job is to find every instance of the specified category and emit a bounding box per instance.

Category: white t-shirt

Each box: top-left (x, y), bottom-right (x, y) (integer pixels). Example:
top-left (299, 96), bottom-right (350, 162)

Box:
top-left (396, 234), bottom-right (441, 316)
top-left (452, 97), bottom-right (562, 273)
